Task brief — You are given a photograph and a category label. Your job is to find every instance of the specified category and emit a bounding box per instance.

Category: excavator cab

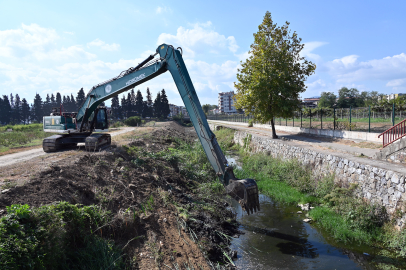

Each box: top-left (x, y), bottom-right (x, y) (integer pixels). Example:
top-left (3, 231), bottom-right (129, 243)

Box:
top-left (88, 106), bottom-right (109, 131)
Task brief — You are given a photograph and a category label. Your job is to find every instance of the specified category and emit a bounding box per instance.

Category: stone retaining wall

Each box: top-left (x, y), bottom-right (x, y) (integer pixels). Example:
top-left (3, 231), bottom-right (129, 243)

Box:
top-left (211, 123), bottom-right (406, 227)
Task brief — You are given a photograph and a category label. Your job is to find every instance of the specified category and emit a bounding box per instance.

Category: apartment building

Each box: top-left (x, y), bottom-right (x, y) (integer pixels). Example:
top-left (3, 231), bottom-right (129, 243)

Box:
top-left (218, 91), bottom-right (237, 114)
top-left (169, 104), bottom-right (188, 117)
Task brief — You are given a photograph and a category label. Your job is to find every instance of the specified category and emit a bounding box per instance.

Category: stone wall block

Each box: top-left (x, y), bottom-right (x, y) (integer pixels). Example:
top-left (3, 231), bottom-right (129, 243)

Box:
top-left (392, 174), bottom-right (400, 184)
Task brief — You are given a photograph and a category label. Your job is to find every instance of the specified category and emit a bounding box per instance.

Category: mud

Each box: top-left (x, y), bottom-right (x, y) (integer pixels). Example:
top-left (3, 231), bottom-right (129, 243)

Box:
top-left (0, 122), bottom-right (238, 269)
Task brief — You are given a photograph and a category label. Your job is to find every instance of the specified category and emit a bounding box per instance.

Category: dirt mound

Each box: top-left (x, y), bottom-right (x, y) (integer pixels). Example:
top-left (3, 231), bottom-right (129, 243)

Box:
top-left (0, 121), bottom-right (239, 269)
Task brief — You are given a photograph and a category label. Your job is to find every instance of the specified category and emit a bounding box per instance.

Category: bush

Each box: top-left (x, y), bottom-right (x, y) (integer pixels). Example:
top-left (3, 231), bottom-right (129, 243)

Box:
top-left (110, 121), bottom-right (124, 128)
top-left (0, 202), bottom-right (123, 270)
top-left (248, 119), bottom-right (253, 127)
top-left (124, 116), bottom-right (142, 127)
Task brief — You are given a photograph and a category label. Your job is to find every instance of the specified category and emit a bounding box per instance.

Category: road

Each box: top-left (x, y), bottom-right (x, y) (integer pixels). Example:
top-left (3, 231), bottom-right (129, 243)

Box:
top-left (0, 127), bottom-right (135, 168)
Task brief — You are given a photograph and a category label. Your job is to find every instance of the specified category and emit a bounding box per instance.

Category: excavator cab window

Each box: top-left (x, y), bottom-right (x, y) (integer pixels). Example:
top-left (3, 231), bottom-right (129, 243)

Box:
top-left (95, 108), bottom-right (108, 129)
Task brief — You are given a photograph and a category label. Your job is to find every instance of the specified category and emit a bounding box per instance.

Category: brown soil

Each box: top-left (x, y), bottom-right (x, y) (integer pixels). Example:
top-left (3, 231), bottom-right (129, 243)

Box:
top-left (0, 122), bottom-right (239, 269)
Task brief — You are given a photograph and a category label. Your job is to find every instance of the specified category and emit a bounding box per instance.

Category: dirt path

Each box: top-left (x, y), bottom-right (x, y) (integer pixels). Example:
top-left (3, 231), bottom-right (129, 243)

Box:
top-left (0, 127), bottom-right (136, 168)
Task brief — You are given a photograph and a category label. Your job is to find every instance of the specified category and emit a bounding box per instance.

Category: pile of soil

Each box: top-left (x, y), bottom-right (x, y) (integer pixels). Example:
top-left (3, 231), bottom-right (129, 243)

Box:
top-left (0, 122), bottom-right (239, 269)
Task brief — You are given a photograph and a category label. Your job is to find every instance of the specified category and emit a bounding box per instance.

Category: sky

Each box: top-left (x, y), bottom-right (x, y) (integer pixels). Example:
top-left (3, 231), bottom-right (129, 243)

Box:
top-left (1, 0), bottom-right (406, 107)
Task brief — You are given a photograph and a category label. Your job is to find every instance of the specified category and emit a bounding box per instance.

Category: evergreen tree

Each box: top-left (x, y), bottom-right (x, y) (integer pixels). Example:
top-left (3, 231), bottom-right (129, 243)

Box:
top-left (51, 93), bottom-right (56, 107)
top-left (142, 101), bottom-right (148, 118)
top-left (14, 94), bottom-right (21, 124)
top-left (135, 90), bottom-right (144, 116)
top-left (44, 94), bottom-right (51, 115)
top-left (10, 93), bottom-right (14, 109)
top-left (32, 93), bottom-right (43, 122)
top-left (111, 95), bottom-right (121, 120)
top-left (153, 92), bottom-right (162, 118)
top-left (126, 93), bottom-right (133, 118)
top-left (70, 94), bottom-right (76, 112)
top-left (1, 95), bottom-right (12, 124)
top-left (160, 89), bottom-right (170, 119)
top-left (21, 98), bottom-right (30, 124)
top-left (121, 95), bottom-right (128, 119)
top-left (56, 92), bottom-right (62, 106)
top-left (146, 87), bottom-right (153, 117)
top-left (76, 88), bottom-right (86, 110)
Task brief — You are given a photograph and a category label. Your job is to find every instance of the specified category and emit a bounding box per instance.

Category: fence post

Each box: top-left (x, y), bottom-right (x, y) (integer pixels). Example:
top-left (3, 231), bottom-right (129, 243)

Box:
top-left (350, 106), bottom-right (352, 131)
top-left (301, 110), bottom-right (302, 128)
top-left (393, 103), bottom-right (395, 126)
top-left (369, 105), bottom-right (371, 133)
top-left (334, 107), bottom-right (336, 130)
top-left (310, 110), bottom-right (312, 129)
top-left (321, 109), bottom-right (323, 129)
top-left (286, 117), bottom-right (287, 126)
top-left (293, 113), bottom-right (295, 127)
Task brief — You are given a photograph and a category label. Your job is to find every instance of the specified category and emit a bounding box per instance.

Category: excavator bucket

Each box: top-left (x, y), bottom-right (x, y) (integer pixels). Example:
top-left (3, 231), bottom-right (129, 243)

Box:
top-left (226, 179), bottom-right (260, 214)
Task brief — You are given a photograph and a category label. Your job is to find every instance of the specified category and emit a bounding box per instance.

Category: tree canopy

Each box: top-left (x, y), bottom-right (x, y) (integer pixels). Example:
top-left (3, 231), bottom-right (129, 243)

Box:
top-left (318, 92), bottom-right (337, 108)
top-left (234, 11), bottom-right (315, 138)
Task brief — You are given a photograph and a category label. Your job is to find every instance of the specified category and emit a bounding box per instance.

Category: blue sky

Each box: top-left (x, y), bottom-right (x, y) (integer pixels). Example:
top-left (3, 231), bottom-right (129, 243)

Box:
top-left (1, 0), bottom-right (406, 106)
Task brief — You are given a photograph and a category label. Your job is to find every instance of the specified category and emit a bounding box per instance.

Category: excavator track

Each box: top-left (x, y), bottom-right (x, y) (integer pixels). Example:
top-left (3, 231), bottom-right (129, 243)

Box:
top-left (85, 133), bottom-right (111, 151)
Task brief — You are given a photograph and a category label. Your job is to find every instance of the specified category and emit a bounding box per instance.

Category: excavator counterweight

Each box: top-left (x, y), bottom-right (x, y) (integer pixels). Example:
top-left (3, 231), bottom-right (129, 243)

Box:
top-left (41, 44), bottom-right (260, 214)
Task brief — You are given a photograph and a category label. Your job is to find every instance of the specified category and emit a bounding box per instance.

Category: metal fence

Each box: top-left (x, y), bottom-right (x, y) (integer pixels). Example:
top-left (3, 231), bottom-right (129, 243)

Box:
top-left (207, 106), bottom-right (406, 133)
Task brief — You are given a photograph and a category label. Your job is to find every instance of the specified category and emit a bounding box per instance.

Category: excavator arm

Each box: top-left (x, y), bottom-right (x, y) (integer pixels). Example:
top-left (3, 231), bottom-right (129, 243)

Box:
top-left (44, 44), bottom-right (260, 214)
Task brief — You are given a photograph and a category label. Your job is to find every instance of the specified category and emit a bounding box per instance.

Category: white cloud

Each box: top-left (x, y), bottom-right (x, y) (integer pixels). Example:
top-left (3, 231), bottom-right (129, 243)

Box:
top-left (326, 53), bottom-right (406, 86)
top-left (157, 21), bottom-right (239, 57)
top-left (156, 6), bottom-right (172, 14)
top-left (87, 38), bottom-right (120, 51)
top-left (301, 41), bottom-right (328, 61)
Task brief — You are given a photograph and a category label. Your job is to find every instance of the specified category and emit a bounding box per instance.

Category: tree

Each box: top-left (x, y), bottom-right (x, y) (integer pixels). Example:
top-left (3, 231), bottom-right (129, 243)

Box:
top-left (233, 12), bottom-right (315, 138)
top-left (32, 93), bottom-right (43, 122)
top-left (121, 95), bottom-right (128, 118)
top-left (13, 94), bottom-right (21, 124)
top-left (0, 95), bottom-right (12, 124)
top-left (134, 90), bottom-right (144, 116)
top-left (318, 92), bottom-right (337, 108)
top-left (44, 94), bottom-right (51, 115)
top-left (56, 92), bottom-right (62, 107)
top-left (153, 92), bottom-right (161, 118)
top-left (160, 89), bottom-right (170, 118)
top-left (146, 87), bottom-right (153, 117)
top-left (126, 92), bottom-right (133, 117)
top-left (111, 95), bottom-right (121, 120)
top-left (70, 94), bottom-right (76, 112)
top-left (76, 88), bottom-right (85, 110)
top-left (21, 98), bottom-right (30, 124)
top-left (336, 87), bottom-right (363, 108)
top-left (50, 93), bottom-right (55, 107)
top-left (202, 104), bottom-right (210, 115)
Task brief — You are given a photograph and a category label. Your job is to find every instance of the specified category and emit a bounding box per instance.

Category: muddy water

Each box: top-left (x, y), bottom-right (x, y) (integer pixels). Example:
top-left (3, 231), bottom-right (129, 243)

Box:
top-left (226, 156), bottom-right (376, 270)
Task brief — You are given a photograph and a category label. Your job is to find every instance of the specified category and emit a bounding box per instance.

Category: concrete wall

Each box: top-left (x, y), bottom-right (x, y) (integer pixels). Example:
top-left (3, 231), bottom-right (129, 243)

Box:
top-left (223, 127), bottom-right (406, 228)
top-left (208, 120), bottom-right (382, 143)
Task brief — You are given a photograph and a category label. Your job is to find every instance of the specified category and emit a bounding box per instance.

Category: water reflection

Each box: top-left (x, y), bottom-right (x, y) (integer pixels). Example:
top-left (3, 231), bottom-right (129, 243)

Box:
top-left (230, 194), bottom-right (367, 270)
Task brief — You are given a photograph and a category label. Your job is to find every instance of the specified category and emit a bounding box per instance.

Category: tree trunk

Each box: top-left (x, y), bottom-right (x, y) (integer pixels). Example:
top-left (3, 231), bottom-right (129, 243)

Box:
top-left (270, 118), bottom-right (278, 139)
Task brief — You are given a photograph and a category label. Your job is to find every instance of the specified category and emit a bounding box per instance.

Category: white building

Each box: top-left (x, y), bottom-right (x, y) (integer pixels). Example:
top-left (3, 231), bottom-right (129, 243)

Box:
top-left (218, 91), bottom-right (237, 114)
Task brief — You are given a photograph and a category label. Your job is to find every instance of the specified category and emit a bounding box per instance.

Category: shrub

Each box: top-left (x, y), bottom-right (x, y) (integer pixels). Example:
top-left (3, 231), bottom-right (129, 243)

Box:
top-left (248, 119), bottom-right (253, 127)
top-left (124, 116), bottom-right (142, 127)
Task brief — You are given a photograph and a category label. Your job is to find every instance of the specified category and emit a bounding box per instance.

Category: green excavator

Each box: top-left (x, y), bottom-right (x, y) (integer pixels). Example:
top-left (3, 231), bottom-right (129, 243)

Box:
top-left (42, 44), bottom-right (260, 214)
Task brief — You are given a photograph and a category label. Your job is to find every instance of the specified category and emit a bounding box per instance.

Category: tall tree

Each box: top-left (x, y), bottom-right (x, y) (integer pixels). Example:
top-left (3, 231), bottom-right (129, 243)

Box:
top-left (318, 92), bottom-right (337, 108)
top-left (1, 95), bottom-right (12, 124)
top-left (50, 93), bottom-right (56, 107)
top-left (9, 93), bottom-right (14, 109)
top-left (233, 11), bottom-right (315, 138)
top-left (44, 94), bottom-right (51, 115)
top-left (13, 94), bottom-right (21, 124)
top-left (142, 101), bottom-right (148, 118)
top-left (21, 98), bottom-right (30, 124)
top-left (146, 87), bottom-right (153, 117)
top-left (160, 89), bottom-right (170, 118)
top-left (202, 104), bottom-right (210, 115)
top-left (76, 88), bottom-right (86, 110)
top-left (126, 92), bottom-right (133, 117)
top-left (111, 95), bottom-right (121, 120)
top-left (121, 95), bottom-right (128, 119)
top-left (56, 92), bottom-right (62, 106)
top-left (32, 93), bottom-right (43, 122)
top-left (70, 94), bottom-right (76, 112)
top-left (153, 92), bottom-right (162, 118)
top-left (337, 87), bottom-right (363, 108)
top-left (135, 90), bottom-right (144, 116)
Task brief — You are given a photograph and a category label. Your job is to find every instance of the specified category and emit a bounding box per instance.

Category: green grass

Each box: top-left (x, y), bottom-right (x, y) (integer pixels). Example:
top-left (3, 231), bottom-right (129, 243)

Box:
top-left (0, 123), bottom-right (52, 149)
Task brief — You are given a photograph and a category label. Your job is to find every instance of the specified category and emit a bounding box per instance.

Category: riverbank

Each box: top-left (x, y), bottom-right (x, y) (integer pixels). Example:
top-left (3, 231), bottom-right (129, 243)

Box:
top-left (214, 127), bottom-right (406, 269)
top-left (0, 122), bottom-right (238, 269)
